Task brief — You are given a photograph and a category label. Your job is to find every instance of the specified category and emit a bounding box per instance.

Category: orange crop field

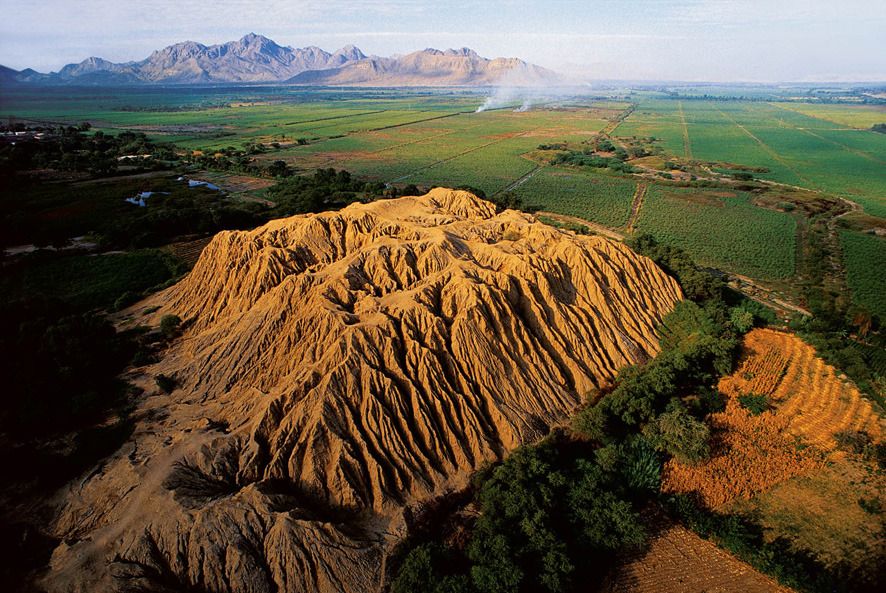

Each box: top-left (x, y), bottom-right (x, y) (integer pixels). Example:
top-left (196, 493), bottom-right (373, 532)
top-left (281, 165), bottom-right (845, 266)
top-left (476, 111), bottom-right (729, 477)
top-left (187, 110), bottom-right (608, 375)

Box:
top-left (724, 329), bottom-right (883, 449)
top-left (662, 328), bottom-right (883, 508)
top-left (661, 395), bottom-right (822, 507)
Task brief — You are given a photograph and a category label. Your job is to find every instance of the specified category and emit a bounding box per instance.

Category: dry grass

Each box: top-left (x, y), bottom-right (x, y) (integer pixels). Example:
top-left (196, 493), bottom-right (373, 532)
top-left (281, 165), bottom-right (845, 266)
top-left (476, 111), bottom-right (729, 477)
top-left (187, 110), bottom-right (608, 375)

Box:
top-left (728, 456), bottom-right (885, 574)
top-left (661, 396), bottom-right (823, 508)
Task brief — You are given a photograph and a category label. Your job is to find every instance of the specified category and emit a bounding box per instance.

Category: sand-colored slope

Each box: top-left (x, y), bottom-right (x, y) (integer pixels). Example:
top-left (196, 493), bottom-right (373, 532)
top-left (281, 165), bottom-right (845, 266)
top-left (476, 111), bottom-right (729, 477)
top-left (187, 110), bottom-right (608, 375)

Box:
top-left (43, 189), bottom-right (682, 593)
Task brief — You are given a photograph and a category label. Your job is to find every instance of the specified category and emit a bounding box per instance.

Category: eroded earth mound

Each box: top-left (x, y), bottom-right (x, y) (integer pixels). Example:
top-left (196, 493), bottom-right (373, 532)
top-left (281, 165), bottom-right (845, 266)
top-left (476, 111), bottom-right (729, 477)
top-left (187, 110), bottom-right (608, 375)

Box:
top-left (43, 189), bottom-right (682, 593)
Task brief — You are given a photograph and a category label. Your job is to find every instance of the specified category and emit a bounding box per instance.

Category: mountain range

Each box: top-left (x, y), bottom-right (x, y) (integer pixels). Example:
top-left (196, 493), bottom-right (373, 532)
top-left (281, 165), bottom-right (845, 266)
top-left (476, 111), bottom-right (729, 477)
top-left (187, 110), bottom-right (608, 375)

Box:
top-left (1, 33), bottom-right (557, 86)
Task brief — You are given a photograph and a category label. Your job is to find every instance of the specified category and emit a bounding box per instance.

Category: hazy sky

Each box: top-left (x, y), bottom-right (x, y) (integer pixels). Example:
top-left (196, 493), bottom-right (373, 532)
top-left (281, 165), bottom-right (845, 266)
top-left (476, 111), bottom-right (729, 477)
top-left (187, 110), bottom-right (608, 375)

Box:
top-left (2, 0), bottom-right (884, 81)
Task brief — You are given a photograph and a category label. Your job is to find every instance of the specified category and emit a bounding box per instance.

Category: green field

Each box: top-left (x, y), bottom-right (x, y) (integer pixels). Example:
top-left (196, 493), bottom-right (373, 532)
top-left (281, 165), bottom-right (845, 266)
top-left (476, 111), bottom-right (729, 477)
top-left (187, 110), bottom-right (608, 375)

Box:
top-left (617, 100), bottom-right (886, 218)
top-left (514, 168), bottom-right (637, 228)
top-left (839, 230), bottom-right (886, 319)
top-left (0, 249), bottom-right (179, 310)
top-left (635, 187), bottom-right (797, 279)
top-left (773, 103), bottom-right (886, 129)
top-left (4, 86), bottom-right (886, 295)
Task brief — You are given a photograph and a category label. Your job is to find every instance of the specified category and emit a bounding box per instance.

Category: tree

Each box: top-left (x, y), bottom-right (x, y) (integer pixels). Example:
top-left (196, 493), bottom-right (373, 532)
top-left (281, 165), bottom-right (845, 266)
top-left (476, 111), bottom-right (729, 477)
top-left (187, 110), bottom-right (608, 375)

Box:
top-left (267, 160), bottom-right (291, 178)
top-left (643, 404), bottom-right (710, 464)
top-left (730, 307), bottom-right (755, 334)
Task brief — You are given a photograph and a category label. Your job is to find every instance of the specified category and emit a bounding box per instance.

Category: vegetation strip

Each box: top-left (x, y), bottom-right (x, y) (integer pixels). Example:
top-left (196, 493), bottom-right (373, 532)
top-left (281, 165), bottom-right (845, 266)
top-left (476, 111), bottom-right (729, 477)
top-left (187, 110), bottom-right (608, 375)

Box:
top-left (368, 110), bottom-right (473, 132)
top-left (677, 101), bottom-right (692, 159)
top-left (495, 164), bottom-right (543, 196)
top-left (625, 183), bottom-right (648, 233)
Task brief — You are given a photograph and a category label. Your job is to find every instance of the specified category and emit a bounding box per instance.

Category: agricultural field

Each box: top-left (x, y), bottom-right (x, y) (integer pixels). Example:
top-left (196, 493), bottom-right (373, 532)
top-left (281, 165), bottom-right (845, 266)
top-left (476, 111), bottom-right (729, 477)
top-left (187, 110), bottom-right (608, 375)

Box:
top-left (716, 329), bottom-right (886, 584)
top-left (513, 168), bottom-right (637, 228)
top-left (613, 99), bottom-right (686, 157)
top-left (617, 100), bottom-right (886, 218)
top-left (603, 519), bottom-right (794, 593)
top-left (773, 102), bottom-right (886, 129)
top-left (839, 230), bottom-right (886, 319)
top-left (728, 458), bottom-right (885, 584)
top-left (634, 186), bottom-right (796, 280)
top-left (723, 329), bottom-right (882, 447)
top-left (3, 86), bottom-right (885, 306)
top-left (662, 327), bottom-right (884, 508)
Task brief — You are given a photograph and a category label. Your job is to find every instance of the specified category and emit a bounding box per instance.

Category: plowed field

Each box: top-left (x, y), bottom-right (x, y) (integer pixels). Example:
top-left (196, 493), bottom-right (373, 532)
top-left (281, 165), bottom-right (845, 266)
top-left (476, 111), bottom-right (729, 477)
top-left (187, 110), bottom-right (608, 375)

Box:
top-left (603, 519), bottom-right (795, 593)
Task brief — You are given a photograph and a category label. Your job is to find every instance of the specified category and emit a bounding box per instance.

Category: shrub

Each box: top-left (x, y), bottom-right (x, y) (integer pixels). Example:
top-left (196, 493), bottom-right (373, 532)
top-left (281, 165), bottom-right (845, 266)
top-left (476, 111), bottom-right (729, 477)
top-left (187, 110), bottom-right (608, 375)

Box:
top-left (155, 374), bottom-right (177, 393)
top-left (391, 544), bottom-right (475, 593)
top-left (491, 191), bottom-right (522, 212)
top-left (620, 437), bottom-right (662, 492)
top-left (834, 430), bottom-right (886, 468)
top-left (730, 307), bottom-right (756, 333)
top-left (737, 393), bottom-right (769, 415)
top-left (113, 291), bottom-right (141, 312)
top-left (159, 314), bottom-right (181, 339)
top-left (858, 497), bottom-right (881, 515)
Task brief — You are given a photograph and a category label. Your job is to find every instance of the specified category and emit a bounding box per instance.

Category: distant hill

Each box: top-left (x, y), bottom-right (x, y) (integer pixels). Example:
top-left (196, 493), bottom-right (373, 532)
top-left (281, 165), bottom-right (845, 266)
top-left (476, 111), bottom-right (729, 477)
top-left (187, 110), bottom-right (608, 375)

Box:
top-left (288, 47), bottom-right (559, 86)
top-left (2, 34), bottom-right (557, 86)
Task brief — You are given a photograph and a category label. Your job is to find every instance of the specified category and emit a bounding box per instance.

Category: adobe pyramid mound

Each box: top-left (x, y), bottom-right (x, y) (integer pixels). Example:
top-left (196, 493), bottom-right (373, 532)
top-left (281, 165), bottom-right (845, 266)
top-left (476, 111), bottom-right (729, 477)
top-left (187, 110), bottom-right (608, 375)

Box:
top-left (44, 189), bottom-right (682, 593)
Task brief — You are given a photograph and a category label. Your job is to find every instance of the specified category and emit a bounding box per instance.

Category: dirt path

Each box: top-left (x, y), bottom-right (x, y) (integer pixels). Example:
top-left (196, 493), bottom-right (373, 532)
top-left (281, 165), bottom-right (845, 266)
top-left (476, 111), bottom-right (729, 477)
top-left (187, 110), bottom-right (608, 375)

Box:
top-left (625, 182), bottom-right (648, 233)
top-left (715, 108), bottom-right (812, 186)
top-left (677, 101), bottom-right (692, 159)
top-left (602, 103), bottom-right (636, 136)
top-left (496, 163), bottom-right (544, 195)
top-left (535, 211), bottom-right (626, 241)
top-left (727, 273), bottom-right (812, 318)
top-left (821, 197), bottom-right (861, 296)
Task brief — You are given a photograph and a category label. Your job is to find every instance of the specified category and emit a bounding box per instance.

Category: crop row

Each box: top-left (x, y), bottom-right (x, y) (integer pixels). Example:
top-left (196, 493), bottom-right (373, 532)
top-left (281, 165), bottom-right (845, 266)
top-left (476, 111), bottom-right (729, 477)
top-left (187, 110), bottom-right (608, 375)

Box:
top-left (839, 229), bottom-right (886, 319)
top-left (513, 169), bottom-right (636, 228)
top-left (634, 187), bottom-right (796, 279)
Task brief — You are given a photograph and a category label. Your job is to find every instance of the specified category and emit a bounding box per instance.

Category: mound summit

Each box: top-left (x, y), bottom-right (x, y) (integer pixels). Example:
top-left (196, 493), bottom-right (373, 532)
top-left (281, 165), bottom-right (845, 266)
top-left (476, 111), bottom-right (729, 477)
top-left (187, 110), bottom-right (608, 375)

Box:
top-left (44, 189), bottom-right (682, 593)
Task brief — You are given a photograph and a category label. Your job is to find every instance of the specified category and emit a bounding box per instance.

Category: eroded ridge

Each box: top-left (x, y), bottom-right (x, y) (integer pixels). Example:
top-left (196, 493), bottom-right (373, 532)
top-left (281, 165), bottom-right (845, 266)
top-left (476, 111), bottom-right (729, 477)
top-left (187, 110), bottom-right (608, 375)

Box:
top-left (45, 189), bottom-right (682, 593)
